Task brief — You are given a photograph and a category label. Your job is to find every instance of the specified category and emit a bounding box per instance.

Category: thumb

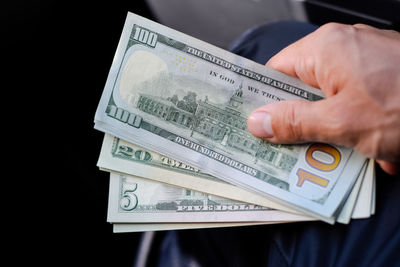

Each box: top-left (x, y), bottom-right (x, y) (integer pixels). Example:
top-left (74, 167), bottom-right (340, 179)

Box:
top-left (247, 98), bottom-right (341, 144)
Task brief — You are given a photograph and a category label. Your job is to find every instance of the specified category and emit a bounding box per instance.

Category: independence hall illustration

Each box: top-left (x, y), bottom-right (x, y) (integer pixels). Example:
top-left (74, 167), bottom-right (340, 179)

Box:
top-left (135, 85), bottom-right (297, 172)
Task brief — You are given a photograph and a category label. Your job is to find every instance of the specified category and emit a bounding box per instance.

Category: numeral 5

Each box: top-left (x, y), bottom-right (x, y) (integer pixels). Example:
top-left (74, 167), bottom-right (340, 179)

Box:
top-left (120, 181), bottom-right (138, 211)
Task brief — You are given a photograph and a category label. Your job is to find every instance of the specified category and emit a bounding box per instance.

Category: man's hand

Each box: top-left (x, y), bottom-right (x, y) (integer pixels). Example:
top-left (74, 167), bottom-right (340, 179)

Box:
top-left (247, 23), bottom-right (400, 174)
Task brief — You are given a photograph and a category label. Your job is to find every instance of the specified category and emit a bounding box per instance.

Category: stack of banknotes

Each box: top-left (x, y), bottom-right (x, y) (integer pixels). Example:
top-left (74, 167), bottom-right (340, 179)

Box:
top-left (94, 13), bottom-right (376, 233)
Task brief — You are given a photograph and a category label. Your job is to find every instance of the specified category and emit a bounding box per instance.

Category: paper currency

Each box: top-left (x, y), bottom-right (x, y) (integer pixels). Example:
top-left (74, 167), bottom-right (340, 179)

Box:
top-left (98, 134), bottom-right (303, 214)
top-left (95, 12), bottom-right (366, 223)
top-left (352, 159), bottom-right (375, 218)
top-left (112, 222), bottom-right (287, 233)
top-left (107, 172), bottom-right (312, 223)
top-left (99, 134), bottom-right (373, 222)
top-left (336, 162), bottom-right (367, 224)
top-left (109, 161), bottom-right (373, 232)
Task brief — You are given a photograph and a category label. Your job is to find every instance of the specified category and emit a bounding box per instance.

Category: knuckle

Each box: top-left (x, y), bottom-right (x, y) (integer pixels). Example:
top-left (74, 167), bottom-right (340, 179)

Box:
top-left (285, 101), bottom-right (304, 141)
top-left (320, 22), bottom-right (348, 34)
top-left (310, 23), bottom-right (356, 63)
top-left (323, 102), bottom-right (347, 140)
top-left (353, 23), bottom-right (369, 29)
top-left (318, 22), bottom-right (354, 44)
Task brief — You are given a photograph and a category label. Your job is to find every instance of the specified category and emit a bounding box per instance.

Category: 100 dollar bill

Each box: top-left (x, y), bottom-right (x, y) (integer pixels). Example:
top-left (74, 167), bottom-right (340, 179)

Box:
top-left (95, 12), bottom-right (366, 223)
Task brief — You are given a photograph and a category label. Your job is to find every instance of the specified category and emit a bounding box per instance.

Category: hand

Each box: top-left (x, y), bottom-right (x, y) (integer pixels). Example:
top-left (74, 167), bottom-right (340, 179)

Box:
top-left (247, 23), bottom-right (400, 174)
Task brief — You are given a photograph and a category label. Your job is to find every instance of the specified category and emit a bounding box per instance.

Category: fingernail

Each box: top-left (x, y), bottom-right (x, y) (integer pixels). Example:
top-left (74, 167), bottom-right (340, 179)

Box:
top-left (247, 112), bottom-right (274, 138)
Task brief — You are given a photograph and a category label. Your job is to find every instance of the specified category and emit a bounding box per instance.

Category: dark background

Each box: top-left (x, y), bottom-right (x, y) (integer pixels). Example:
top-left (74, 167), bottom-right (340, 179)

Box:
top-left (4, 1), bottom-right (399, 266)
top-left (5, 1), bottom-right (156, 266)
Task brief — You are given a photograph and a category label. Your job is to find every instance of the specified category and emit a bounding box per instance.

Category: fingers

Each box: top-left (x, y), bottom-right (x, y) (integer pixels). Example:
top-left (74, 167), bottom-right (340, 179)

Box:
top-left (247, 97), bottom-right (345, 145)
top-left (254, 23), bottom-right (347, 145)
top-left (266, 36), bottom-right (320, 89)
top-left (265, 23), bottom-right (361, 98)
top-left (376, 160), bottom-right (399, 175)
top-left (252, 22), bottom-right (400, 166)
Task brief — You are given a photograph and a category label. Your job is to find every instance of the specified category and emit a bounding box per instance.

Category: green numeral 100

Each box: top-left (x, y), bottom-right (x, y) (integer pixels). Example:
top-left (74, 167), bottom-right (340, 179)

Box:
top-left (133, 27), bottom-right (158, 47)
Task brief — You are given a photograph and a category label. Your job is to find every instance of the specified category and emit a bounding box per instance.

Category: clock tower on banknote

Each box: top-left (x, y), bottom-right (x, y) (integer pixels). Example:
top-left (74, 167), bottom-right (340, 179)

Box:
top-left (227, 83), bottom-right (244, 109)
